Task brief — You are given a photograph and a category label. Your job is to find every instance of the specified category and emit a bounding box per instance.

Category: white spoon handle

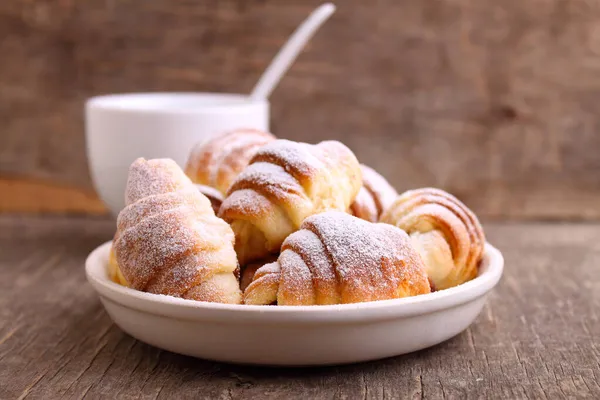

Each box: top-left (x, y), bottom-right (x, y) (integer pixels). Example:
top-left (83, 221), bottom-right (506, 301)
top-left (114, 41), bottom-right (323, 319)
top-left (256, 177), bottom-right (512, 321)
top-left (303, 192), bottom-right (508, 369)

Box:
top-left (250, 3), bottom-right (336, 100)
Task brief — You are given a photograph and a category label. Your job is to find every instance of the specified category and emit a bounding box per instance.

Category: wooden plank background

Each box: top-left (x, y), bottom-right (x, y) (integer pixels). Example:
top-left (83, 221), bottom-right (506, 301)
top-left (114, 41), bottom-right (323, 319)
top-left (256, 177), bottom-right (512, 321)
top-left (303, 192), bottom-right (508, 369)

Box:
top-left (1, 0), bottom-right (600, 219)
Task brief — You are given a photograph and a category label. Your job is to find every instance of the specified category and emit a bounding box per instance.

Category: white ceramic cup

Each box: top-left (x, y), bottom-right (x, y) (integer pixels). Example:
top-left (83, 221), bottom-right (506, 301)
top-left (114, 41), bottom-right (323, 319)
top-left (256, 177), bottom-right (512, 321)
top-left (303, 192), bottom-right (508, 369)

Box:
top-left (85, 92), bottom-right (269, 216)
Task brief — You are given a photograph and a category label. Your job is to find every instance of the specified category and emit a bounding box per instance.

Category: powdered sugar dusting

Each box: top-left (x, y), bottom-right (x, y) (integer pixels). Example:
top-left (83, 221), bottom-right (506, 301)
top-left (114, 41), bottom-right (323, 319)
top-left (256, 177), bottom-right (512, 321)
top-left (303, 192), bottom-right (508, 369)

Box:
top-left (185, 129), bottom-right (275, 194)
top-left (195, 184), bottom-right (224, 214)
top-left (125, 158), bottom-right (189, 205)
top-left (254, 261), bottom-right (281, 277)
top-left (248, 211), bottom-right (430, 305)
top-left (208, 132), bottom-right (273, 189)
top-left (220, 189), bottom-right (271, 218)
top-left (229, 162), bottom-right (310, 205)
top-left (250, 139), bottom-right (323, 180)
top-left (350, 186), bottom-right (379, 222)
top-left (281, 229), bottom-right (340, 304)
top-left (118, 188), bottom-right (209, 233)
top-left (305, 212), bottom-right (415, 302)
top-left (278, 249), bottom-right (315, 304)
top-left (380, 187), bottom-right (485, 289)
top-left (114, 158), bottom-right (241, 304)
top-left (220, 139), bottom-right (362, 266)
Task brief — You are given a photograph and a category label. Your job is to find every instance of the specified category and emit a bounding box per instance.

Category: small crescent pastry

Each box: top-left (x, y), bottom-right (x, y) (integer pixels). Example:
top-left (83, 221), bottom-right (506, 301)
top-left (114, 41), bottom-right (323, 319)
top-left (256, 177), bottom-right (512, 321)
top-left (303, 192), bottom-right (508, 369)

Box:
top-left (112, 158), bottom-right (242, 304)
top-left (380, 188), bottom-right (485, 290)
top-left (244, 211), bottom-right (431, 305)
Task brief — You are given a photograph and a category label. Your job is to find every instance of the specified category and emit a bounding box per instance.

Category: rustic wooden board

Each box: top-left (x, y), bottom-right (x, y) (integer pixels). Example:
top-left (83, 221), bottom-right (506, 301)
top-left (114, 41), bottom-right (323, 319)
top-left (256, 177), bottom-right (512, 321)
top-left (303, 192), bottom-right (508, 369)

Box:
top-left (0, 177), bottom-right (106, 215)
top-left (1, 0), bottom-right (600, 219)
top-left (0, 216), bottom-right (598, 399)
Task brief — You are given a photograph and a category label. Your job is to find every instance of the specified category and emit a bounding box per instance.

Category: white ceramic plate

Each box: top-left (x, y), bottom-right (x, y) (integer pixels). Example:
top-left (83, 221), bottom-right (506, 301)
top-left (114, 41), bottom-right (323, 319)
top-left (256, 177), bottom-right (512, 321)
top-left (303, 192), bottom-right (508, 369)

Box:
top-left (85, 241), bottom-right (503, 366)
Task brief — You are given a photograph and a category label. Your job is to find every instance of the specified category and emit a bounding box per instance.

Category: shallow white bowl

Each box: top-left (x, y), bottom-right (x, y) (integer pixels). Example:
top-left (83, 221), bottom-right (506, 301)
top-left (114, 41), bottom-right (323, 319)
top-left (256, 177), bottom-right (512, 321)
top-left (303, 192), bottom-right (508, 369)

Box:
top-left (85, 241), bottom-right (503, 366)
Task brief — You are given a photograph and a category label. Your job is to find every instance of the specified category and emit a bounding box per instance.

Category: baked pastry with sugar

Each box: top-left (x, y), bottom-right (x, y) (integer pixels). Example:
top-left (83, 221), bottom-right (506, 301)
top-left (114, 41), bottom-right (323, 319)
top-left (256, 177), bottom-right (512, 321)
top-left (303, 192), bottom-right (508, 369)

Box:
top-left (195, 184), bottom-right (224, 214)
top-left (219, 139), bottom-right (362, 266)
top-left (239, 256), bottom-right (278, 292)
top-left (108, 243), bottom-right (128, 286)
top-left (350, 164), bottom-right (397, 222)
top-left (112, 158), bottom-right (242, 304)
top-left (380, 188), bottom-right (485, 290)
top-left (244, 211), bottom-right (431, 305)
top-left (185, 128), bottom-right (275, 195)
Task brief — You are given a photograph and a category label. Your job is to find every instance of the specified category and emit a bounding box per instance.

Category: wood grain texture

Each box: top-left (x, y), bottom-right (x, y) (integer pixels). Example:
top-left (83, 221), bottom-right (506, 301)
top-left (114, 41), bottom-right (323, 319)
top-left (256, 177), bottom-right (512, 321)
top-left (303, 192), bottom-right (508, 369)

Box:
top-left (1, 1), bottom-right (600, 219)
top-left (0, 216), bottom-right (598, 399)
top-left (0, 177), bottom-right (106, 214)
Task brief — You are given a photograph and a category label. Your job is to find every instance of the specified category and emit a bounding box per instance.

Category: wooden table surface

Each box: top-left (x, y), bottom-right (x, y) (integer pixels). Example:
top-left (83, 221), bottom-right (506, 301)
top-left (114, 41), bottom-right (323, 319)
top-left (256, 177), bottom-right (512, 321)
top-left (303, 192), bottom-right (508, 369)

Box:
top-left (0, 216), bottom-right (598, 399)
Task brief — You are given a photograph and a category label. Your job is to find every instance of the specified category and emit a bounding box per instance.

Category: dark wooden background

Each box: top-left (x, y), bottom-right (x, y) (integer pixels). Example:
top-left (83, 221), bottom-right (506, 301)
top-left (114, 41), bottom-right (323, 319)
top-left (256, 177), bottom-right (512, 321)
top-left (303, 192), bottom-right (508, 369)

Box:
top-left (2, 0), bottom-right (600, 219)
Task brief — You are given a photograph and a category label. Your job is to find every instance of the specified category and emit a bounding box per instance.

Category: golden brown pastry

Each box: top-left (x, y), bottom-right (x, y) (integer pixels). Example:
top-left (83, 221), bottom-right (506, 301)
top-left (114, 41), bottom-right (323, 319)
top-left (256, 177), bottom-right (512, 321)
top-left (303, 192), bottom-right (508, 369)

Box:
top-left (195, 184), bottom-right (224, 214)
top-left (244, 211), bottom-right (431, 305)
top-left (185, 128), bottom-right (276, 195)
top-left (219, 139), bottom-right (362, 266)
top-left (108, 243), bottom-right (128, 286)
top-left (380, 188), bottom-right (485, 290)
top-left (350, 164), bottom-right (398, 222)
top-left (239, 256), bottom-right (278, 292)
top-left (112, 158), bottom-right (242, 304)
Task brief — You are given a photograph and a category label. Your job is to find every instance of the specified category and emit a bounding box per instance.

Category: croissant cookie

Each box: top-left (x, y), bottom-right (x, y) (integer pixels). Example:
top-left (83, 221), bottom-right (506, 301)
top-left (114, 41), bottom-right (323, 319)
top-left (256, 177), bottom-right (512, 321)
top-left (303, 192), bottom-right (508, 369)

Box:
top-left (112, 158), bottom-right (242, 304)
top-left (185, 128), bottom-right (275, 195)
top-left (219, 139), bottom-right (362, 266)
top-left (350, 164), bottom-right (398, 222)
top-left (244, 211), bottom-right (431, 305)
top-left (380, 188), bottom-right (485, 290)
